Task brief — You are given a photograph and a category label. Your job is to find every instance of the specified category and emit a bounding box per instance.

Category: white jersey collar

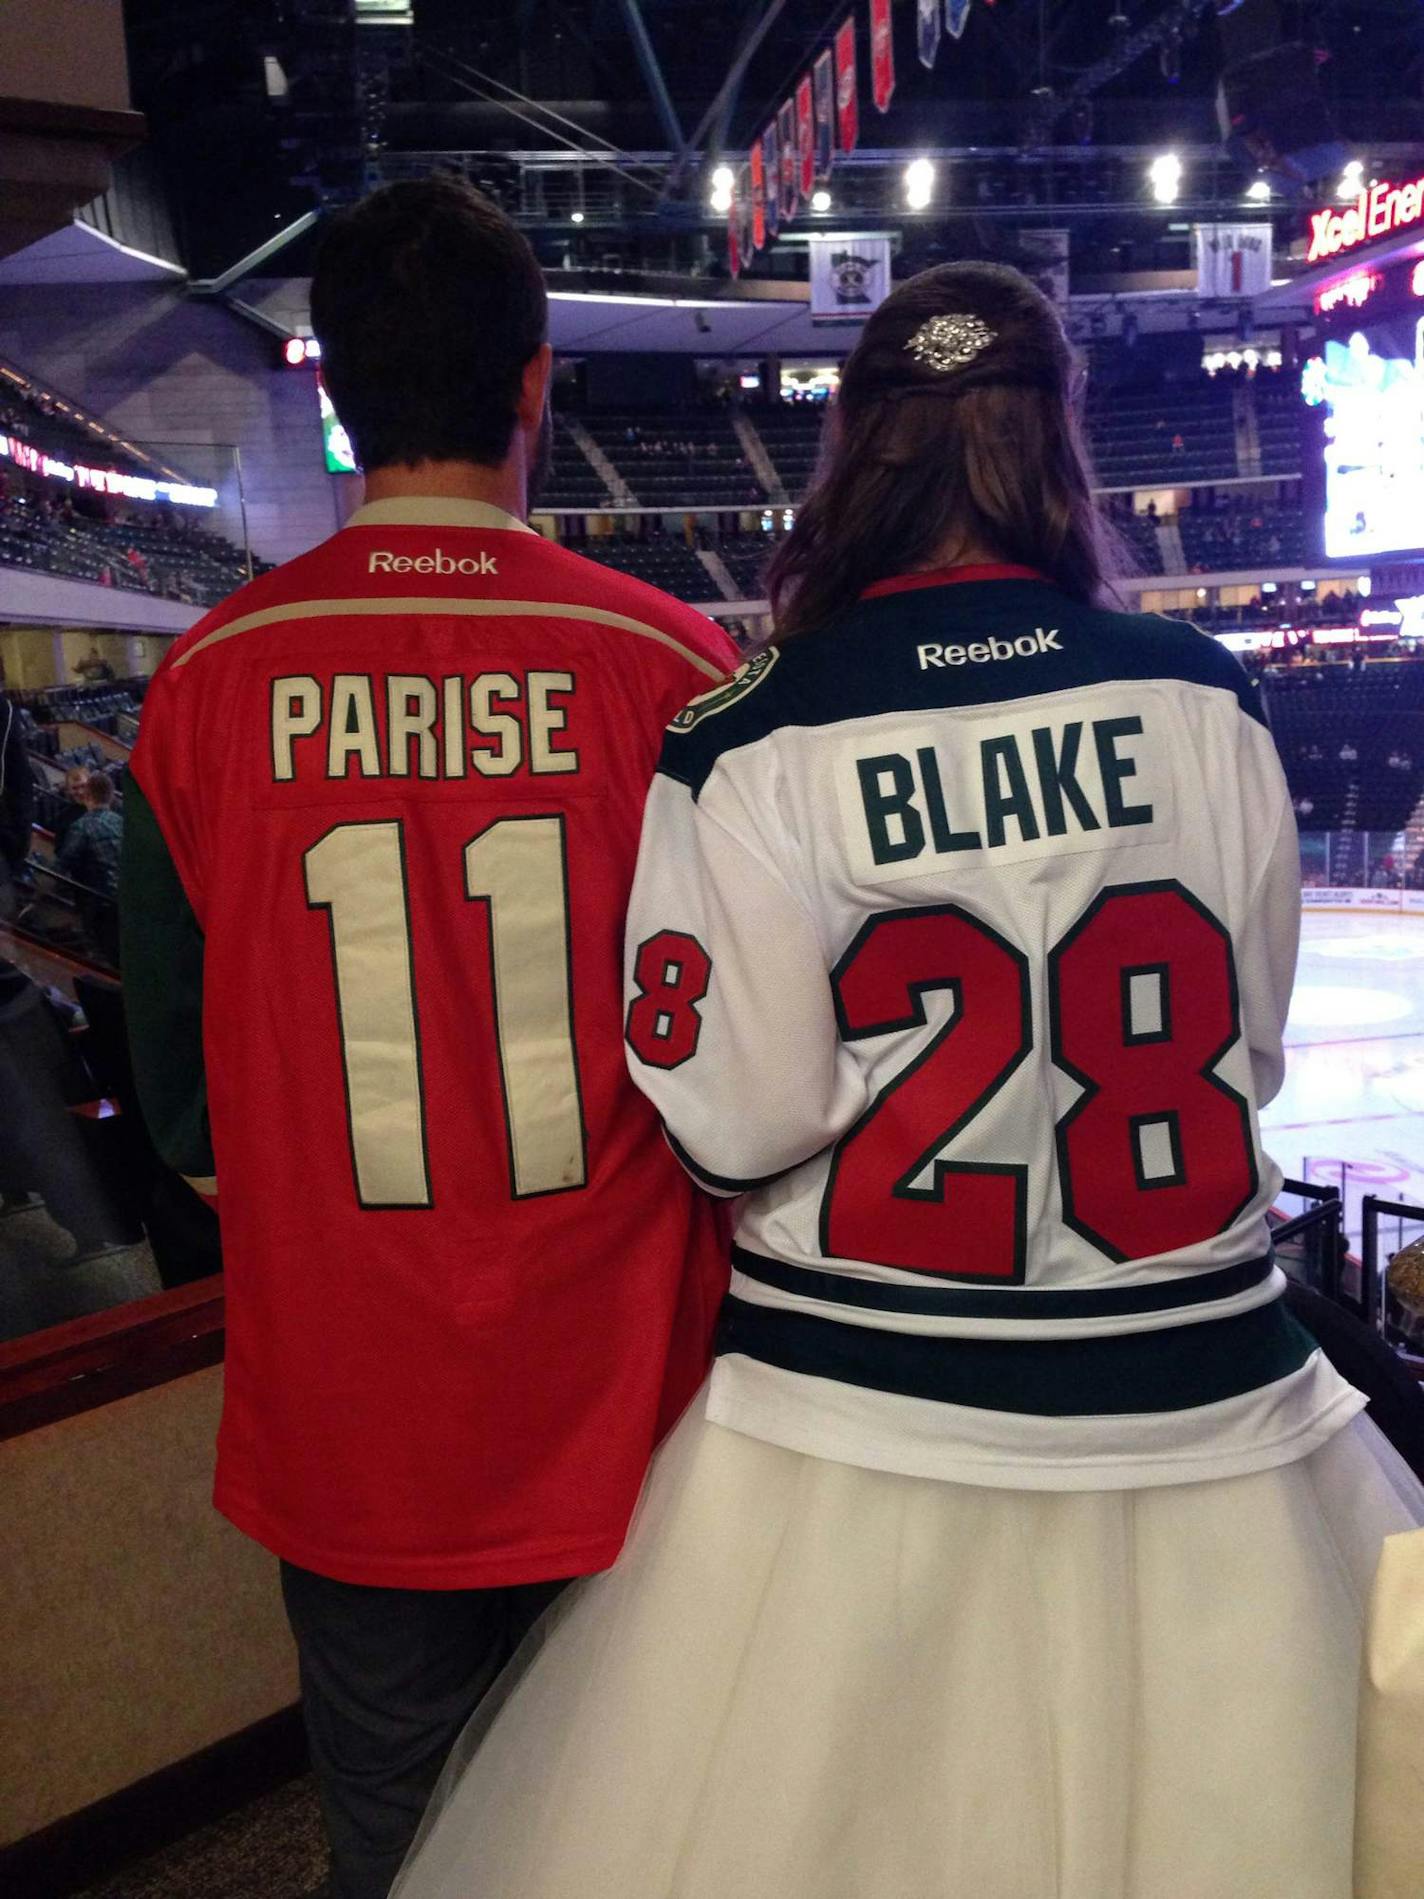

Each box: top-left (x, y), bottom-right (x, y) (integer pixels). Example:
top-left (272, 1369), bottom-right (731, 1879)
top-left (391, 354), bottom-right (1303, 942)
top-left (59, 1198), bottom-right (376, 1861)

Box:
top-left (345, 496), bottom-right (536, 534)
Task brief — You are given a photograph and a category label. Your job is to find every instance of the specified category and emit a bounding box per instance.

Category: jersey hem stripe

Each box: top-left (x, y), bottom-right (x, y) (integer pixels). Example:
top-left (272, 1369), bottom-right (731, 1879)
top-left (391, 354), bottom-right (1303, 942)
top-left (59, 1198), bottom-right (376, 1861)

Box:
top-left (715, 1293), bottom-right (1315, 1417)
top-left (172, 595), bottom-right (726, 680)
top-left (729, 1243), bottom-right (1276, 1321)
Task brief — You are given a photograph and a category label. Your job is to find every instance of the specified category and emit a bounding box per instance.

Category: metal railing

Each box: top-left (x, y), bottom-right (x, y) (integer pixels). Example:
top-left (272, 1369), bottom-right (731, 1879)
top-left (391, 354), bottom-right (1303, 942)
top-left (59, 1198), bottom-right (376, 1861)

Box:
top-left (1272, 1178), bottom-right (1346, 1302)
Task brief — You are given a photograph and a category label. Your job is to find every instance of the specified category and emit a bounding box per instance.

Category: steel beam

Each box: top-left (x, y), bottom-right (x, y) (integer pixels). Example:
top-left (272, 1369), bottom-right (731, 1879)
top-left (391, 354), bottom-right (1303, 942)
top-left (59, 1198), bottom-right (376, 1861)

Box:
top-left (613, 0), bottom-right (685, 151)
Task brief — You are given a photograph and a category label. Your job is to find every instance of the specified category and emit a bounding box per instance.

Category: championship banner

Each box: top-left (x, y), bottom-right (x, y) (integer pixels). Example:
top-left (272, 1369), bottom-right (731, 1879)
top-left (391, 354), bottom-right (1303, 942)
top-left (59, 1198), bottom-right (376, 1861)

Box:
top-left (870, 0), bottom-right (895, 112)
top-left (763, 122), bottom-right (781, 237)
top-left (778, 99), bottom-right (799, 220)
top-left (1194, 222), bottom-right (1273, 297)
top-left (796, 75), bottom-right (815, 199)
top-left (813, 50), bottom-right (835, 179)
top-left (749, 140), bottom-right (766, 252)
top-left (917, 0), bottom-right (941, 70)
top-left (810, 233), bottom-right (892, 319)
top-left (834, 16), bottom-right (859, 152)
top-left (738, 162), bottom-right (755, 263)
top-left (728, 186), bottom-right (742, 277)
top-left (945, 0), bottom-right (972, 40)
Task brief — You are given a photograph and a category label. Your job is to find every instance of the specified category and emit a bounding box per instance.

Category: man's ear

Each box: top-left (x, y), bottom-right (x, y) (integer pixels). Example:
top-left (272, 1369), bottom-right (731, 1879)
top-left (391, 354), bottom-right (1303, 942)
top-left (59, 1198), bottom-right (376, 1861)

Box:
top-left (516, 343), bottom-right (554, 432)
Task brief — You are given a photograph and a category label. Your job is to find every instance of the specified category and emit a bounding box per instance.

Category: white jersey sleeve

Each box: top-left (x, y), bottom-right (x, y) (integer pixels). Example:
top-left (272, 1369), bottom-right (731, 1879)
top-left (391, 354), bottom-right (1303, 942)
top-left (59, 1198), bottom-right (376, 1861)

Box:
top-left (625, 773), bottom-right (866, 1192)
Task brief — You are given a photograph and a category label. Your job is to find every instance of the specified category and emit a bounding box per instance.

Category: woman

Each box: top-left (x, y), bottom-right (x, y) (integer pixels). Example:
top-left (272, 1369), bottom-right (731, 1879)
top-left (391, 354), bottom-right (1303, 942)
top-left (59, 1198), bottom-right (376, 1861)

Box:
top-left (394, 265), bottom-right (1424, 1899)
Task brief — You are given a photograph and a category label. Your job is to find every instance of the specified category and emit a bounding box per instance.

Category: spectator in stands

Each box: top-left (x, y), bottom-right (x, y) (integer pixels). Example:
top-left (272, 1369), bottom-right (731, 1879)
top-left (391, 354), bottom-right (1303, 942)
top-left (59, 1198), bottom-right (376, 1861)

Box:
top-left (57, 767), bottom-right (122, 945)
top-left (0, 693), bottom-right (35, 920)
top-left (51, 765), bottom-right (92, 850)
top-left (0, 958), bottom-right (127, 1260)
top-left (1295, 796), bottom-right (1315, 819)
top-left (72, 644), bottom-right (115, 684)
top-left (1339, 739), bottom-right (1358, 763)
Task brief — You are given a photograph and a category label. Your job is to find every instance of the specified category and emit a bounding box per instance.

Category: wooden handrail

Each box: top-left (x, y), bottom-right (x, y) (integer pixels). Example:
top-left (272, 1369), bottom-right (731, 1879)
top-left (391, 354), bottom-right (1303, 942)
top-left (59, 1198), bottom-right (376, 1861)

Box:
top-left (0, 1277), bottom-right (224, 1442)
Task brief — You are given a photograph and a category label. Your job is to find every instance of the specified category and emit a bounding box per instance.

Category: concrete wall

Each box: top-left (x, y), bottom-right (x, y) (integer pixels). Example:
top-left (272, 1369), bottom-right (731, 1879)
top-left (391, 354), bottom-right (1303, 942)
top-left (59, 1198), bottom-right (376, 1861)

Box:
top-left (0, 2), bottom-right (131, 114)
top-left (0, 285), bottom-right (345, 568)
top-left (0, 624), bottom-right (164, 692)
top-left (0, 1366), bottom-right (298, 1844)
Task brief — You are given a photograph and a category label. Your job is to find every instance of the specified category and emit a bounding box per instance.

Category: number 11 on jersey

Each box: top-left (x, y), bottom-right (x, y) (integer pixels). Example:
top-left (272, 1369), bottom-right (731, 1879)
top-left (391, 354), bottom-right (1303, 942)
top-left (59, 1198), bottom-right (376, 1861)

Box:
top-left (305, 815), bottom-right (587, 1209)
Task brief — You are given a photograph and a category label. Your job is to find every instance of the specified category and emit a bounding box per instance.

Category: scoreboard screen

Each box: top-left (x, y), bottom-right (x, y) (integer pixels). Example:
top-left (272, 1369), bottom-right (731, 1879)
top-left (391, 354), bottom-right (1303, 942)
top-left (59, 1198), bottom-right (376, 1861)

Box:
top-left (1304, 314), bottom-right (1424, 563)
top-left (319, 380), bottom-right (358, 476)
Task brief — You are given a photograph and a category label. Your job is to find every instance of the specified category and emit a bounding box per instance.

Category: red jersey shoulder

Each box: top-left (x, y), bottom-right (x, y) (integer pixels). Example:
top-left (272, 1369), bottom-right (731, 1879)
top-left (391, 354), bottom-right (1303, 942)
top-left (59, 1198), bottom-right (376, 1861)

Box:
top-left (530, 538), bottom-right (738, 675)
top-left (156, 538), bottom-right (343, 677)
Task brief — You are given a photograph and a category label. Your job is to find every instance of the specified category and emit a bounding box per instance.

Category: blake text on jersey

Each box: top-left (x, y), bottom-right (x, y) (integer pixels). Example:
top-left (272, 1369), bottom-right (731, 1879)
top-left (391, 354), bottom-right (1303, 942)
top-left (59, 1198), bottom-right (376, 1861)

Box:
top-left (838, 700), bottom-right (1174, 882)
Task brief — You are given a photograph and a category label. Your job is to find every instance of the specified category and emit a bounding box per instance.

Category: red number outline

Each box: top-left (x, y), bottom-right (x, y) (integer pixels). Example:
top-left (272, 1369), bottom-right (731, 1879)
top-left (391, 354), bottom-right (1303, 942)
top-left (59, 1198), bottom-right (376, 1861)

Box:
top-left (818, 905), bottom-right (1033, 1283)
top-left (1048, 879), bottom-right (1259, 1264)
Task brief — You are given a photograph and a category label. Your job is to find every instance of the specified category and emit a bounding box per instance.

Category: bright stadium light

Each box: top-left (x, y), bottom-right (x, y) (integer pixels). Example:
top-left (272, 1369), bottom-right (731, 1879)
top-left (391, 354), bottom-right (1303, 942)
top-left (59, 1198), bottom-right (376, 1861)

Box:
top-left (710, 163), bottom-right (735, 214)
top-left (1149, 153), bottom-right (1182, 205)
top-left (811, 188), bottom-right (832, 213)
top-left (904, 157), bottom-right (935, 210)
top-left (1339, 159), bottom-right (1365, 202)
top-left (571, 209), bottom-right (585, 223)
top-left (1246, 178), bottom-right (1272, 203)
top-left (283, 337), bottom-right (306, 367)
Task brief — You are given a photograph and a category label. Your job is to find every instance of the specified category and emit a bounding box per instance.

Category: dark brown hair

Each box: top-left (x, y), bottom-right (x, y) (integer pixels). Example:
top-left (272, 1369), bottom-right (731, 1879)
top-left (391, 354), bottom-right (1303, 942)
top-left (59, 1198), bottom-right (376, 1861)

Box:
top-left (766, 262), bottom-right (1119, 640)
top-left (311, 176), bottom-right (547, 472)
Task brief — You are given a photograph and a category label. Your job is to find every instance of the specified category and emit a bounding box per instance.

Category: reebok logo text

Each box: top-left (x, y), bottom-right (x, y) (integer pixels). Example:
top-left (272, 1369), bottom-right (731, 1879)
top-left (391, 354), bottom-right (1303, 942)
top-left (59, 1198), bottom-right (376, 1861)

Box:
top-left (917, 627), bottom-right (1062, 669)
top-left (368, 549), bottom-right (498, 576)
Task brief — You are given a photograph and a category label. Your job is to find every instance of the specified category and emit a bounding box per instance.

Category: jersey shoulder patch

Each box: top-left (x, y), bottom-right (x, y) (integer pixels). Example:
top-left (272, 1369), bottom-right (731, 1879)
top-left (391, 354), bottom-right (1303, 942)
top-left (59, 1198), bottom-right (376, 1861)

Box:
top-left (669, 647), bottom-right (780, 731)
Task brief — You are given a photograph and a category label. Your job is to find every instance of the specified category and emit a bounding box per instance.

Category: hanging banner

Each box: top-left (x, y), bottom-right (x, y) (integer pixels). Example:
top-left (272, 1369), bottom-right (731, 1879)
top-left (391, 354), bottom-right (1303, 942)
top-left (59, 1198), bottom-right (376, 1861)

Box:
top-left (796, 75), bottom-right (816, 199)
top-left (778, 99), bottom-right (799, 220)
top-left (870, 0), bottom-right (895, 112)
top-left (813, 49), bottom-right (836, 180)
top-left (1194, 222), bottom-right (1274, 297)
top-left (728, 184), bottom-right (742, 278)
top-left (1017, 228), bottom-right (1070, 310)
top-left (810, 233), bottom-right (892, 319)
top-left (763, 121), bottom-right (781, 237)
top-left (749, 140), bottom-right (766, 252)
top-left (834, 16), bottom-right (859, 152)
top-left (945, 0), bottom-right (972, 40)
top-left (738, 162), bottom-right (755, 265)
top-left (917, 0), bottom-right (941, 68)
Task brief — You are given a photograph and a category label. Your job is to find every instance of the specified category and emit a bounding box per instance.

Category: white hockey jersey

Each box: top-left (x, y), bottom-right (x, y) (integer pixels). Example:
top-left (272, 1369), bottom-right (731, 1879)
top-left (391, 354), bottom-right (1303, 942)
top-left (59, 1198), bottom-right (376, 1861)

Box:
top-left (624, 564), bottom-right (1363, 1490)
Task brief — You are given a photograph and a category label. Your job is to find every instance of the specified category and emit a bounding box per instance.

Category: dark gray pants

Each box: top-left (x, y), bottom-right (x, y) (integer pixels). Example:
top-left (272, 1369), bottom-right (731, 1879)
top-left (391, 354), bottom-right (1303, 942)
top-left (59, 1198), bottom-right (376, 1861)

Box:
top-left (280, 1560), bottom-right (567, 1899)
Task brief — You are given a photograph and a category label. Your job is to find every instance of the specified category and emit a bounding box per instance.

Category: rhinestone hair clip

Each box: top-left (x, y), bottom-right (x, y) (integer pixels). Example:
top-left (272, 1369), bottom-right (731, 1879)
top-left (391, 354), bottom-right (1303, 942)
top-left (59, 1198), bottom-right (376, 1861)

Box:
top-left (904, 312), bottom-right (996, 374)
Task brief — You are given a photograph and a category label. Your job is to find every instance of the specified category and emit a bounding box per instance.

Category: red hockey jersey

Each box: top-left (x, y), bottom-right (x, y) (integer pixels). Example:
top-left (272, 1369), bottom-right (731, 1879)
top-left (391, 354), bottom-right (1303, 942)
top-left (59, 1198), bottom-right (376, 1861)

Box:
top-left (123, 497), bottom-right (736, 1587)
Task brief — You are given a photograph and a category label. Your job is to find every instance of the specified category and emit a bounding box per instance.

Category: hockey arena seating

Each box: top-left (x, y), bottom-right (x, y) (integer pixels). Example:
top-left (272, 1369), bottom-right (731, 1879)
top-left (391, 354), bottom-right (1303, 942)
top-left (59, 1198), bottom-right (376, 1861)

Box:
top-left (541, 418), bottom-right (616, 509)
top-left (566, 533), bottom-right (714, 600)
top-left (1266, 662), bottom-right (1424, 837)
top-left (1086, 375), bottom-right (1239, 487)
top-left (580, 411), bottom-right (765, 508)
top-left (754, 405), bottom-right (825, 499)
top-left (1178, 499), bottom-right (1308, 572)
top-left (0, 489), bottom-right (262, 606)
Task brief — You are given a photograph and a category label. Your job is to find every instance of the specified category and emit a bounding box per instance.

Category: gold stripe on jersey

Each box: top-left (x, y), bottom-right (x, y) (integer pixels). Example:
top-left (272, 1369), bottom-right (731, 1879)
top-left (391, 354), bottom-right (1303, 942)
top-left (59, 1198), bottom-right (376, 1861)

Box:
top-left (173, 596), bottom-right (726, 681)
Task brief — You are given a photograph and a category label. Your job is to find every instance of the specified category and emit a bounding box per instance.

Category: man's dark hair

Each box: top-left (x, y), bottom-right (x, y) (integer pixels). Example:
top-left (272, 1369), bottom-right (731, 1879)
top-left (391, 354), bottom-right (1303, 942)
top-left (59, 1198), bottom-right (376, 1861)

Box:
top-left (311, 177), bottom-right (548, 472)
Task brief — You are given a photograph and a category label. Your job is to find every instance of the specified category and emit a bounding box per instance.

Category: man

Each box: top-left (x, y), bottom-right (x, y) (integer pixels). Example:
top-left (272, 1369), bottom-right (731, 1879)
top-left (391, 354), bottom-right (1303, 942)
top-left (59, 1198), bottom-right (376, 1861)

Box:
top-left (56, 771), bottom-right (121, 896)
top-left (57, 770), bottom-right (122, 963)
top-left (120, 177), bottom-right (734, 1899)
top-left (51, 764), bottom-right (93, 851)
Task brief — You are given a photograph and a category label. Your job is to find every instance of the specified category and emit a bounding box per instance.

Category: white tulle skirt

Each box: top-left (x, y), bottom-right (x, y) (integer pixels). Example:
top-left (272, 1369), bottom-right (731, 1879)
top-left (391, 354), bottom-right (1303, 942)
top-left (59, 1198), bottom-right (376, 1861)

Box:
top-left (393, 1390), bottom-right (1424, 1899)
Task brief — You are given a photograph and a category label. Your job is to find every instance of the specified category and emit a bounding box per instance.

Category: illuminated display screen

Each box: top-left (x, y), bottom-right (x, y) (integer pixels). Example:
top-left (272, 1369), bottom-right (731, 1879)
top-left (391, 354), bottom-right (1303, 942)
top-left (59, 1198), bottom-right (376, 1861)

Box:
top-left (1303, 319), bottom-right (1424, 562)
top-left (320, 381), bottom-right (358, 475)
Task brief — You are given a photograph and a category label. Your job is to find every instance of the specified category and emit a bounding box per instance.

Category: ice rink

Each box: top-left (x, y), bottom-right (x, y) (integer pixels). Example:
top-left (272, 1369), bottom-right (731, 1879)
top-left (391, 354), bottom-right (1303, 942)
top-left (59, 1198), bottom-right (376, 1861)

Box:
top-left (1265, 910), bottom-right (1424, 1249)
